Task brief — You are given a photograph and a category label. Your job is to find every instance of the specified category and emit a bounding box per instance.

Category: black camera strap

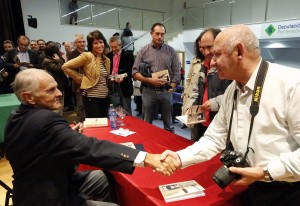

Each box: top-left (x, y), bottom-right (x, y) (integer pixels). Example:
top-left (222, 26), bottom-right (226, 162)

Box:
top-left (226, 60), bottom-right (269, 162)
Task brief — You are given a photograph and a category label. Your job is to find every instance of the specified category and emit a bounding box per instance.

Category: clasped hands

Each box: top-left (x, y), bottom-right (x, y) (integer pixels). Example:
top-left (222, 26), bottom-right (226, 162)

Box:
top-left (144, 150), bottom-right (182, 176)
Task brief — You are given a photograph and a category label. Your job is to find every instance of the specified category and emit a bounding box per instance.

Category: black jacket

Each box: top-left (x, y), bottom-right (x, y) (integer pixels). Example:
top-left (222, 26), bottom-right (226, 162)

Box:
top-left (107, 50), bottom-right (134, 97)
top-left (4, 48), bottom-right (39, 92)
top-left (4, 105), bottom-right (139, 205)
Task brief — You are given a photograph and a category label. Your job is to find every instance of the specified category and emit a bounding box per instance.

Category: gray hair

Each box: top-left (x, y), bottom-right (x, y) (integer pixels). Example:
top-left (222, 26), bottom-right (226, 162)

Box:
top-left (74, 34), bottom-right (84, 42)
top-left (223, 25), bottom-right (259, 54)
top-left (13, 69), bottom-right (47, 104)
top-left (109, 36), bottom-right (121, 45)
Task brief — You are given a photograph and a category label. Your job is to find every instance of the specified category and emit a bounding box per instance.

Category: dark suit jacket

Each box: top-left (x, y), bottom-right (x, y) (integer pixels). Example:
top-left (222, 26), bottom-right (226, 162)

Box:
top-left (4, 104), bottom-right (139, 206)
top-left (4, 48), bottom-right (39, 91)
top-left (107, 50), bottom-right (134, 97)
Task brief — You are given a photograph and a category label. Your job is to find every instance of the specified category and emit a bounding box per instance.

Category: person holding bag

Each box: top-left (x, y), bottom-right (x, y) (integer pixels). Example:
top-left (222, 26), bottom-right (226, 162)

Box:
top-left (62, 30), bottom-right (110, 118)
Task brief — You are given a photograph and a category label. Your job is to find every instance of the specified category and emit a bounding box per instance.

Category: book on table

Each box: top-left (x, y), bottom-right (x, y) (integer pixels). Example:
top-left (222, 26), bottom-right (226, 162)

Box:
top-left (83, 118), bottom-right (108, 128)
top-left (176, 105), bottom-right (205, 125)
top-left (120, 142), bottom-right (136, 149)
top-left (159, 180), bottom-right (205, 203)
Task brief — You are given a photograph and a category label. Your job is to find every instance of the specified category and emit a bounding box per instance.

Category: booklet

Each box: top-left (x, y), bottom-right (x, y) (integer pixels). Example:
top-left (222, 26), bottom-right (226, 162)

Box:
top-left (120, 142), bottom-right (145, 151)
top-left (176, 105), bottom-right (205, 125)
top-left (84, 118), bottom-right (108, 128)
top-left (151, 70), bottom-right (170, 82)
top-left (159, 180), bottom-right (205, 203)
top-left (120, 142), bottom-right (136, 149)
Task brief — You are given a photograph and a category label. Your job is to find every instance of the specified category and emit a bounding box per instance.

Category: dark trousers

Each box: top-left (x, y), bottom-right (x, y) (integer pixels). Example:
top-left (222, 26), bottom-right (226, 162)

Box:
top-left (191, 123), bottom-right (208, 141)
top-left (142, 87), bottom-right (173, 131)
top-left (83, 96), bottom-right (109, 118)
top-left (247, 181), bottom-right (300, 206)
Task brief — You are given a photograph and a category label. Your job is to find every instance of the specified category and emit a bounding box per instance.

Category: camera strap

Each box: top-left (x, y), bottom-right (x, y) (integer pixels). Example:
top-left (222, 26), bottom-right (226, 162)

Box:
top-left (226, 60), bottom-right (269, 161)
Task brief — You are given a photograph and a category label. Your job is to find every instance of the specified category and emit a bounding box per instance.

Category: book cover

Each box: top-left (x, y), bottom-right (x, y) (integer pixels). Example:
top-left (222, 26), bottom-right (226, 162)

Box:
top-left (176, 105), bottom-right (205, 126)
top-left (120, 142), bottom-right (136, 149)
top-left (151, 70), bottom-right (170, 82)
top-left (159, 180), bottom-right (205, 203)
top-left (84, 118), bottom-right (108, 128)
top-left (187, 105), bottom-right (205, 125)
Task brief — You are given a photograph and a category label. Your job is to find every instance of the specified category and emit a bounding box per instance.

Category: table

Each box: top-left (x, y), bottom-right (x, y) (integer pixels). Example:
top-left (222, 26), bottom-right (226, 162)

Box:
top-left (0, 93), bottom-right (20, 143)
top-left (78, 116), bottom-right (247, 206)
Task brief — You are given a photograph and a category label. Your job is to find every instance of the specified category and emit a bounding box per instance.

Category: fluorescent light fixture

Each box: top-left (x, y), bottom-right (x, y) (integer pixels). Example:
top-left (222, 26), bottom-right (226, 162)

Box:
top-left (61, 5), bottom-right (89, 17)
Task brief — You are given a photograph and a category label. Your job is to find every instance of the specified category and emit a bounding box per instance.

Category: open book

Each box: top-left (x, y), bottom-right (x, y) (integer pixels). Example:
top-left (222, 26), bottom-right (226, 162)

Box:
top-left (176, 105), bottom-right (205, 125)
top-left (159, 180), bottom-right (205, 203)
top-left (84, 118), bottom-right (108, 128)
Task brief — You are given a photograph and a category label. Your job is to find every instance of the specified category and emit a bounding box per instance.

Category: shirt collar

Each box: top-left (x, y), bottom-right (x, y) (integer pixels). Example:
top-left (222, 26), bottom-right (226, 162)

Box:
top-left (236, 58), bottom-right (262, 92)
top-left (151, 42), bottom-right (165, 49)
top-left (18, 48), bottom-right (28, 53)
top-left (113, 50), bottom-right (121, 56)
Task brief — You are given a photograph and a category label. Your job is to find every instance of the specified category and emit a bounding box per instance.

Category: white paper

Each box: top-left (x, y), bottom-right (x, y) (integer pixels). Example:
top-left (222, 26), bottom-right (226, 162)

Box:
top-left (110, 128), bottom-right (136, 137)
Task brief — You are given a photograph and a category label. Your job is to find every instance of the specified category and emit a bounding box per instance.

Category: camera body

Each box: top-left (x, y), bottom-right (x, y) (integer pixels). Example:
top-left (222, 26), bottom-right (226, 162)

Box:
top-left (212, 150), bottom-right (248, 189)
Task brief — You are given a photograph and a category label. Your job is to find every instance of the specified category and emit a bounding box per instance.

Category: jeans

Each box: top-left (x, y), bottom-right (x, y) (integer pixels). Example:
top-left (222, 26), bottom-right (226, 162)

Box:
top-left (142, 87), bottom-right (173, 131)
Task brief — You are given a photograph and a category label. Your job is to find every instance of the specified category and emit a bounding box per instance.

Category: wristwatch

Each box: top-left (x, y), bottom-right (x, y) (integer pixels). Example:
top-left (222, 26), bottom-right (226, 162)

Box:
top-left (263, 166), bottom-right (274, 182)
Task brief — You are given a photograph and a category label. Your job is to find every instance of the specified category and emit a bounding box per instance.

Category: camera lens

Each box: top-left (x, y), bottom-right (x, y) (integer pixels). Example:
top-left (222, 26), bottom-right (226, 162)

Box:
top-left (212, 165), bottom-right (234, 189)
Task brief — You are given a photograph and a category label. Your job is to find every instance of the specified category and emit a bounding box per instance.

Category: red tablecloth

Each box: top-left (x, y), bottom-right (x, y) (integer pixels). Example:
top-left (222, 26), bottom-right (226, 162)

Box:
top-left (78, 116), bottom-right (247, 206)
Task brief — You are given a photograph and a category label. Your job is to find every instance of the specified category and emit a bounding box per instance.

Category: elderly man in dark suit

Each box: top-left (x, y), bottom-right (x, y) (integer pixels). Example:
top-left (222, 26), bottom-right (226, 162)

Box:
top-left (107, 36), bottom-right (134, 115)
top-left (4, 35), bottom-right (39, 93)
top-left (4, 69), bottom-right (176, 206)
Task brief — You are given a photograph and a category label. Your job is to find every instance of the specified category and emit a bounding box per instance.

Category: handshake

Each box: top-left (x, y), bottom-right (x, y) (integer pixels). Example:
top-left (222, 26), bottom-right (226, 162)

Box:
top-left (144, 150), bottom-right (181, 176)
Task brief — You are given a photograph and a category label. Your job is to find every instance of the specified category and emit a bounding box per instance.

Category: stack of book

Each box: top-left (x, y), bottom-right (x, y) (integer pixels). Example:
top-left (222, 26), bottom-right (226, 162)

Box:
top-left (83, 118), bottom-right (108, 128)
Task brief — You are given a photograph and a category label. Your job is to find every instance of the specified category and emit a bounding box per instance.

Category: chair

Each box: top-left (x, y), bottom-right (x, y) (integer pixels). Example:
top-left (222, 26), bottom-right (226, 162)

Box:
top-left (172, 92), bottom-right (183, 123)
top-left (0, 180), bottom-right (13, 206)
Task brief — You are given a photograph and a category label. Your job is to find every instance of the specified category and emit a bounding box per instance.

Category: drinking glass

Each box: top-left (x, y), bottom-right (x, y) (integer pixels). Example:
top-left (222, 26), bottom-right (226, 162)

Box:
top-left (116, 106), bottom-right (126, 126)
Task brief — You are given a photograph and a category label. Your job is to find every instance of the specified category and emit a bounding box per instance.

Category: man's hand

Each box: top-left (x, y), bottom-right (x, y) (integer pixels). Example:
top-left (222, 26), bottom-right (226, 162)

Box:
top-left (229, 166), bottom-right (264, 186)
top-left (72, 122), bottom-right (84, 133)
top-left (13, 63), bottom-right (20, 69)
top-left (149, 76), bottom-right (168, 87)
top-left (201, 100), bottom-right (211, 112)
top-left (144, 153), bottom-right (177, 176)
top-left (160, 150), bottom-right (182, 170)
top-left (53, 53), bottom-right (60, 60)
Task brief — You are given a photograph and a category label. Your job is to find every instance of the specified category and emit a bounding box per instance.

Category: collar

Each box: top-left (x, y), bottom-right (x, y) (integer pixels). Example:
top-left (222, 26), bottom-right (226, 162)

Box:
top-left (18, 48), bottom-right (28, 53)
top-left (113, 50), bottom-right (122, 56)
top-left (236, 58), bottom-right (262, 93)
top-left (151, 42), bottom-right (165, 49)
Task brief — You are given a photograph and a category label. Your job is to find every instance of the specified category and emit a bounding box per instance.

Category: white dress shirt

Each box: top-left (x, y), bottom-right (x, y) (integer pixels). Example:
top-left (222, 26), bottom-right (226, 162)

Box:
top-left (177, 59), bottom-right (300, 182)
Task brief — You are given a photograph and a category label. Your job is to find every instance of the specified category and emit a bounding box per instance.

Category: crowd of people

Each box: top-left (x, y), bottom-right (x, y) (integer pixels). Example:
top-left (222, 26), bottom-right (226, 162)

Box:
top-left (2, 23), bottom-right (300, 205)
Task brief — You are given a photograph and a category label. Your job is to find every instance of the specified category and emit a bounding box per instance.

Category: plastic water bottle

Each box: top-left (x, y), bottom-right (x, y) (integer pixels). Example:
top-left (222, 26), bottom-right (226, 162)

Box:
top-left (109, 106), bottom-right (118, 130)
top-left (108, 104), bottom-right (113, 117)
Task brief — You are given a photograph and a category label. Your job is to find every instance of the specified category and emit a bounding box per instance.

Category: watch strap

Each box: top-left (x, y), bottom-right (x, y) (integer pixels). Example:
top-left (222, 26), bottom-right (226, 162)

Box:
top-left (263, 166), bottom-right (273, 182)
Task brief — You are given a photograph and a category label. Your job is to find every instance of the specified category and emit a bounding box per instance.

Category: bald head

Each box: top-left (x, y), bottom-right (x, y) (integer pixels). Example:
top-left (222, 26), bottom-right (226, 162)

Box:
top-left (211, 25), bottom-right (262, 85)
top-left (14, 69), bottom-right (62, 110)
top-left (215, 25), bottom-right (260, 55)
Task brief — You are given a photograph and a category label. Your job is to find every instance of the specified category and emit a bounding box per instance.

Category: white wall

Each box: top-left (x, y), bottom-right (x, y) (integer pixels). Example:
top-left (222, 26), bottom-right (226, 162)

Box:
top-left (21, 0), bottom-right (155, 54)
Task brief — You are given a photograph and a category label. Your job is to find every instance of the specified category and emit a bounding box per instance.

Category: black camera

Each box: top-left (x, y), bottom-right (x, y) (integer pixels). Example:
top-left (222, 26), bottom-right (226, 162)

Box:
top-left (212, 150), bottom-right (249, 189)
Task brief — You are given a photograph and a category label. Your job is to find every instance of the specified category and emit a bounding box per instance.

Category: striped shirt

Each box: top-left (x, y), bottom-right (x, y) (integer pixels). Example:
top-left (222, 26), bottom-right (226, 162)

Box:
top-left (83, 63), bottom-right (108, 98)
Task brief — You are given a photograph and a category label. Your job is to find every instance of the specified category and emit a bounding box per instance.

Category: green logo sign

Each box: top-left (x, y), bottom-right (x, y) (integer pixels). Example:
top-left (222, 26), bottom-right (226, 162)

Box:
top-left (265, 24), bottom-right (276, 36)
